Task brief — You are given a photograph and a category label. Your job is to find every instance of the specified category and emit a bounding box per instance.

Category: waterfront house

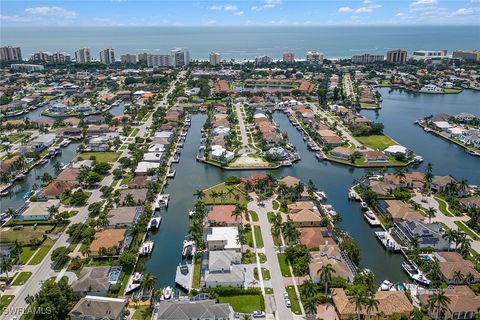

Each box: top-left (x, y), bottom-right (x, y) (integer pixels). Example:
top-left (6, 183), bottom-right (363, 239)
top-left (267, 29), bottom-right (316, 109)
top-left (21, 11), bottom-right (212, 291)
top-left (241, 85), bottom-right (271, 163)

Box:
top-left (393, 220), bottom-right (449, 250)
top-left (29, 134), bottom-right (56, 153)
top-left (278, 175), bottom-right (301, 188)
top-left (154, 131), bottom-right (174, 142)
top-left (330, 147), bottom-right (354, 160)
top-left (210, 145), bottom-right (235, 162)
top-left (285, 201), bottom-right (322, 226)
top-left (384, 171), bottom-right (425, 189)
top-left (418, 286), bottom-right (480, 320)
top-left (205, 226), bottom-right (241, 252)
top-left (71, 266), bottom-right (111, 295)
top-left (84, 115), bottom-right (105, 125)
top-left (378, 200), bottom-right (424, 221)
top-left (298, 227), bottom-right (335, 249)
top-left (0, 155), bottom-right (21, 173)
top-left (455, 112), bottom-right (477, 123)
top-left (85, 125), bottom-right (111, 137)
top-left (317, 129), bottom-right (343, 146)
top-left (142, 152), bottom-right (164, 163)
top-left (207, 205), bottom-right (240, 226)
top-left (384, 144), bottom-right (409, 157)
top-left (364, 179), bottom-right (395, 196)
top-left (89, 136), bottom-right (111, 152)
top-left (435, 252), bottom-right (480, 284)
top-left (69, 296), bottom-right (127, 320)
top-left (431, 175), bottom-right (456, 193)
top-left (134, 161), bottom-right (160, 175)
top-left (127, 175), bottom-right (151, 189)
top-left (459, 196), bottom-right (480, 209)
top-left (309, 245), bottom-right (355, 283)
top-left (56, 168), bottom-right (81, 184)
top-left (118, 189), bottom-right (149, 206)
top-left (61, 127), bottom-right (83, 138)
top-left (89, 229), bottom-right (129, 257)
top-left (332, 288), bottom-right (413, 320)
top-left (148, 143), bottom-right (166, 153)
top-left (361, 150), bottom-right (388, 162)
top-left (204, 250), bottom-right (244, 288)
top-left (49, 102), bottom-right (69, 114)
top-left (106, 207), bottom-right (142, 228)
top-left (154, 299), bottom-right (234, 320)
top-left (18, 199), bottom-right (60, 221)
top-left (41, 180), bottom-right (74, 199)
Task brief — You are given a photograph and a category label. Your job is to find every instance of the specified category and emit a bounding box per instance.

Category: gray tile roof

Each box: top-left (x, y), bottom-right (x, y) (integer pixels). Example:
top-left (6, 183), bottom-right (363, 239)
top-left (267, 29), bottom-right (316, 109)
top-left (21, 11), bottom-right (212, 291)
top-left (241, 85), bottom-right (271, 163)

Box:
top-left (155, 299), bottom-right (233, 319)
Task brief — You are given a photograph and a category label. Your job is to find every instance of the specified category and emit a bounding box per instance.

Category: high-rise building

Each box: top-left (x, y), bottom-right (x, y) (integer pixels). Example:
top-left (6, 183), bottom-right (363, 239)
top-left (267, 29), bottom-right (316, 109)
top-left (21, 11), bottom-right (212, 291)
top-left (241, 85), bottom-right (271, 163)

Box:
top-left (75, 48), bottom-right (91, 63)
top-left (351, 53), bottom-right (384, 64)
top-left (51, 52), bottom-right (71, 63)
top-left (306, 51), bottom-right (323, 64)
top-left (147, 54), bottom-right (171, 67)
top-left (120, 54), bottom-right (137, 64)
top-left (137, 53), bottom-right (149, 62)
top-left (412, 50), bottom-right (447, 60)
top-left (209, 52), bottom-right (221, 66)
top-left (99, 48), bottom-right (115, 64)
top-left (386, 49), bottom-right (408, 64)
top-left (283, 52), bottom-right (295, 63)
top-left (452, 50), bottom-right (480, 62)
top-left (31, 51), bottom-right (52, 62)
top-left (170, 48), bottom-right (190, 67)
top-left (0, 46), bottom-right (22, 61)
top-left (255, 55), bottom-right (273, 64)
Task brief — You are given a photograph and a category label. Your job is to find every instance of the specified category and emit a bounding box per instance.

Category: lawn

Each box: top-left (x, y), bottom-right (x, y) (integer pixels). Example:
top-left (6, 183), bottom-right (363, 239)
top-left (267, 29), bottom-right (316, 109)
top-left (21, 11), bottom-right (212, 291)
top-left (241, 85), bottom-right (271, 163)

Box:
top-left (254, 267), bottom-right (271, 281)
top-left (443, 88), bottom-right (462, 94)
top-left (455, 221), bottom-right (480, 241)
top-left (192, 255), bottom-right (202, 289)
top-left (77, 151), bottom-right (121, 163)
top-left (12, 272), bottom-right (32, 286)
top-left (355, 135), bottom-right (396, 150)
top-left (434, 196), bottom-right (454, 217)
top-left (28, 239), bottom-right (54, 265)
top-left (18, 246), bottom-right (38, 264)
top-left (272, 200), bottom-right (280, 210)
top-left (218, 295), bottom-right (263, 313)
top-left (254, 226), bottom-right (264, 248)
top-left (359, 102), bottom-right (379, 109)
top-left (277, 254), bottom-right (292, 277)
top-left (7, 132), bottom-right (32, 143)
top-left (202, 183), bottom-right (248, 205)
top-left (249, 210), bottom-right (259, 222)
top-left (132, 306), bottom-right (152, 320)
top-left (286, 286), bottom-right (302, 315)
top-left (0, 295), bottom-right (14, 313)
top-left (0, 225), bottom-right (51, 244)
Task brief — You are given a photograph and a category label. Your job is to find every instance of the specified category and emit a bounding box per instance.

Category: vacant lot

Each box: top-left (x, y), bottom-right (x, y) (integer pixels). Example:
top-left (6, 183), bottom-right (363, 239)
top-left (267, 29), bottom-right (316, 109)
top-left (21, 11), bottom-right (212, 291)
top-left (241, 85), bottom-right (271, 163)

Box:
top-left (77, 151), bottom-right (121, 163)
top-left (0, 225), bottom-right (51, 244)
top-left (356, 135), bottom-right (396, 150)
top-left (203, 183), bottom-right (247, 205)
top-left (218, 294), bottom-right (263, 313)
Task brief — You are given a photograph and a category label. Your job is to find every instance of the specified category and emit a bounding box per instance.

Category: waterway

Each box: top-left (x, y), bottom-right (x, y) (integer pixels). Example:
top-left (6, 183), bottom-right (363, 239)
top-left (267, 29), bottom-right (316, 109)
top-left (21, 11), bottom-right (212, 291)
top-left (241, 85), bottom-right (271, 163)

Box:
top-left (0, 142), bottom-right (80, 212)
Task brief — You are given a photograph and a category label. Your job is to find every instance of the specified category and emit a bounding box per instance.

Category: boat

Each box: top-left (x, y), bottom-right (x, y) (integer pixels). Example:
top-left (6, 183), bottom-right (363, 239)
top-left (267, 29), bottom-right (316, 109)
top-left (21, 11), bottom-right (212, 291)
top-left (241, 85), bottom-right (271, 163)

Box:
top-left (188, 209), bottom-right (195, 218)
top-left (315, 191), bottom-right (327, 200)
top-left (147, 216), bottom-right (161, 230)
top-left (167, 170), bottom-right (176, 178)
top-left (379, 280), bottom-right (395, 291)
top-left (360, 201), bottom-right (368, 210)
top-left (15, 173), bottom-right (26, 180)
top-left (413, 155), bottom-right (424, 163)
top-left (139, 241), bottom-right (154, 256)
top-left (375, 231), bottom-right (402, 251)
top-left (172, 155), bottom-right (180, 163)
top-left (348, 190), bottom-right (358, 200)
top-left (364, 210), bottom-right (381, 226)
top-left (182, 240), bottom-right (195, 258)
top-left (0, 191), bottom-right (8, 197)
top-left (156, 194), bottom-right (170, 208)
top-left (162, 286), bottom-right (173, 300)
top-left (23, 190), bottom-right (34, 200)
top-left (38, 159), bottom-right (48, 165)
top-left (281, 160), bottom-right (292, 167)
top-left (402, 261), bottom-right (430, 286)
top-left (132, 272), bottom-right (142, 284)
top-left (315, 152), bottom-right (325, 160)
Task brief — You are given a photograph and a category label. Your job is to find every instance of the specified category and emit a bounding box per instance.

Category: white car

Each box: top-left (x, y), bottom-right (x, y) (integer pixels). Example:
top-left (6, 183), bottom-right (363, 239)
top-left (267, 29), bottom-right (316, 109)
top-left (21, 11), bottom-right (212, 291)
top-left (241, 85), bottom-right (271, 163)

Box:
top-left (285, 299), bottom-right (291, 308)
top-left (252, 311), bottom-right (265, 318)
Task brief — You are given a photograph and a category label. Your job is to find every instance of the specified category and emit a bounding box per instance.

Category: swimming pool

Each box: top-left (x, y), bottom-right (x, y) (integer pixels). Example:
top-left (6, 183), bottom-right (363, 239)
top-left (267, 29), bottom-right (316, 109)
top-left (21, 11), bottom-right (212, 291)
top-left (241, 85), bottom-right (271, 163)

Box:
top-left (108, 266), bottom-right (122, 284)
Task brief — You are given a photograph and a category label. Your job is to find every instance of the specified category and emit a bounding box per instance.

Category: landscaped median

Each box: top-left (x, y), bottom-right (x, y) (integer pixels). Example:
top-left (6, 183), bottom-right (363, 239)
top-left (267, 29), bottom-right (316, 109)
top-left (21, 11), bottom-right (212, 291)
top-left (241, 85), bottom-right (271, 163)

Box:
top-left (28, 238), bottom-right (54, 265)
top-left (286, 285), bottom-right (302, 315)
top-left (454, 221), bottom-right (480, 241)
top-left (277, 253), bottom-right (292, 277)
top-left (0, 295), bottom-right (14, 314)
top-left (11, 271), bottom-right (32, 286)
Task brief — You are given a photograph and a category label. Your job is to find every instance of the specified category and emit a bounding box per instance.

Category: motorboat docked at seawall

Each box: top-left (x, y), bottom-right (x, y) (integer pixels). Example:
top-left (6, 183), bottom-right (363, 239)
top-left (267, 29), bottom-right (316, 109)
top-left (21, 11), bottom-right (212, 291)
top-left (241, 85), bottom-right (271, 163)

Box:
top-left (162, 286), bottom-right (173, 300)
top-left (138, 240), bottom-right (154, 256)
top-left (315, 191), bottom-right (327, 201)
top-left (364, 210), bottom-right (381, 226)
top-left (167, 169), bottom-right (176, 178)
top-left (188, 209), bottom-right (195, 218)
top-left (182, 239), bottom-right (196, 258)
top-left (360, 201), bottom-right (368, 210)
top-left (402, 261), bottom-right (430, 286)
top-left (147, 216), bottom-right (161, 230)
top-left (379, 280), bottom-right (395, 291)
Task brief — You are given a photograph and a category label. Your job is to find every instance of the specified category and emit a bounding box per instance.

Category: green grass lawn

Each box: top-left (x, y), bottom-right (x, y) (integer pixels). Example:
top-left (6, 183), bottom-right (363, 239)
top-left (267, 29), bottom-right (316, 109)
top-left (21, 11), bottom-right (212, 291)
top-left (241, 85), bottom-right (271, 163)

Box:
top-left (249, 210), bottom-right (259, 222)
top-left (0, 295), bottom-right (14, 313)
top-left (12, 272), bottom-right (32, 286)
top-left (286, 286), bottom-right (302, 315)
top-left (202, 183), bottom-right (248, 205)
top-left (267, 211), bottom-right (277, 223)
top-left (355, 135), bottom-right (396, 150)
top-left (277, 254), bottom-right (292, 277)
top-left (434, 196), bottom-right (454, 217)
top-left (0, 225), bottom-right (51, 244)
top-left (455, 221), bottom-right (480, 241)
top-left (132, 306), bottom-right (152, 320)
top-left (443, 88), bottom-right (462, 94)
top-left (258, 253), bottom-right (267, 263)
top-left (7, 132), bottom-right (32, 143)
top-left (218, 294), bottom-right (263, 313)
top-left (18, 246), bottom-right (38, 264)
top-left (192, 255), bottom-right (202, 289)
top-left (28, 239), bottom-right (54, 265)
top-left (77, 151), bottom-right (121, 162)
top-left (254, 226), bottom-right (264, 248)
top-left (359, 102), bottom-right (379, 109)
top-left (254, 267), bottom-right (271, 281)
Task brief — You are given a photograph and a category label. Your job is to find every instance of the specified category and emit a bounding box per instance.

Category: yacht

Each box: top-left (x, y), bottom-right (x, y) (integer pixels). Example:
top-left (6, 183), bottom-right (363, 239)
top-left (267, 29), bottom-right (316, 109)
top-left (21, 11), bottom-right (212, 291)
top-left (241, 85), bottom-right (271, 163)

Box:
top-left (147, 216), bottom-right (161, 230)
top-left (138, 241), bottom-right (154, 256)
top-left (402, 261), bottom-right (430, 286)
top-left (162, 286), bottom-right (173, 300)
top-left (182, 240), bottom-right (195, 258)
top-left (188, 209), bottom-right (195, 218)
top-left (167, 170), bottom-right (176, 178)
top-left (379, 280), bottom-right (395, 291)
top-left (360, 201), bottom-right (368, 209)
top-left (132, 272), bottom-right (142, 284)
top-left (315, 191), bottom-right (327, 200)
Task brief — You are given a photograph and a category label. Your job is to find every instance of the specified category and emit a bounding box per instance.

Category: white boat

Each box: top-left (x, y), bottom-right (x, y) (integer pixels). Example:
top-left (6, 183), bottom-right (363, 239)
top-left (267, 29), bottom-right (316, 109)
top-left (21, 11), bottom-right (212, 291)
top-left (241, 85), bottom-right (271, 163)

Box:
top-left (15, 173), bottom-right (26, 180)
top-left (315, 191), bottom-right (327, 200)
top-left (379, 280), bottom-right (395, 291)
top-left (132, 272), bottom-right (142, 284)
top-left (147, 217), bottom-right (161, 230)
top-left (172, 155), bottom-right (180, 163)
top-left (188, 209), bottom-right (195, 218)
top-left (139, 241), bottom-right (154, 255)
top-left (182, 240), bottom-right (195, 258)
top-left (162, 286), bottom-right (173, 300)
top-left (402, 261), bottom-right (430, 286)
top-left (348, 189), bottom-right (359, 200)
top-left (360, 201), bottom-right (368, 210)
top-left (167, 170), bottom-right (176, 178)
top-left (364, 211), bottom-right (381, 226)
top-left (414, 155), bottom-right (424, 163)
top-left (0, 191), bottom-right (8, 197)
top-left (375, 231), bottom-right (402, 251)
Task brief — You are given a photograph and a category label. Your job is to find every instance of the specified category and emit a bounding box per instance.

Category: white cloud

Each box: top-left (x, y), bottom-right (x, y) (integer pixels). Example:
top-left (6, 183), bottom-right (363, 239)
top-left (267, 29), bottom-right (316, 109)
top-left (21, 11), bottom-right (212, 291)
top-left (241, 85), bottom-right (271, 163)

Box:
top-left (363, 0), bottom-right (373, 3)
top-left (251, 6), bottom-right (262, 11)
top-left (234, 11), bottom-right (244, 16)
top-left (25, 6), bottom-right (77, 18)
top-left (355, 7), bottom-right (373, 13)
top-left (224, 4), bottom-right (238, 11)
top-left (409, 0), bottom-right (438, 12)
top-left (452, 7), bottom-right (476, 15)
top-left (209, 5), bottom-right (223, 10)
top-left (338, 7), bottom-right (353, 13)
top-left (251, 0), bottom-right (281, 11)
top-left (0, 15), bottom-right (32, 22)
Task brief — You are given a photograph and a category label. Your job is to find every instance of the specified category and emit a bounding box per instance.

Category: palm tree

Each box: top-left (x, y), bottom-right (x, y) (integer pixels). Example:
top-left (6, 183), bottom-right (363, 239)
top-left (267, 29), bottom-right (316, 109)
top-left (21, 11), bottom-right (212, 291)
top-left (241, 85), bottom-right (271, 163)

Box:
top-left (210, 191), bottom-right (219, 204)
top-left (303, 297), bottom-right (318, 320)
top-left (458, 178), bottom-right (468, 195)
top-left (193, 189), bottom-right (205, 200)
top-left (456, 232), bottom-right (472, 257)
top-left (442, 229), bottom-right (457, 251)
top-left (428, 290), bottom-right (451, 320)
top-left (0, 258), bottom-right (14, 280)
top-left (452, 270), bottom-right (464, 284)
top-left (426, 207), bottom-right (436, 223)
top-left (395, 168), bottom-right (406, 184)
top-left (365, 295), bottom-right (379, 320)
top-left (226, 187), bottom-right (235, 200)
top-left (317, 263), bottom-right (336, 295)
top-left (141, 273), bottom-right (157, 294)
top-left (301, 280), bottom-right (317, 298)
top-left (234, 203), bottom-right (247, 225)
top-left (351, 290), bottom-right (366, 320)
top-left (241, 314), bottom-right (252, 320)
top-left (282, 221), bottom-right (298, 245)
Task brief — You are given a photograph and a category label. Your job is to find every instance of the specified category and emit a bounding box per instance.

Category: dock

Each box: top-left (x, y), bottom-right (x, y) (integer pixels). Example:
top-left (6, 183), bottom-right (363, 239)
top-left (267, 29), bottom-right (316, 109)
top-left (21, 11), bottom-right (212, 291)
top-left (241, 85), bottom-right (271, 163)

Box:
top-left (174, 261), bottom-right (193, 291)
top-left (153, 194), bottom-right (170, 210)
top-left (374, 231), bottom-right (402, 251)
top-left (147, 217), bottom-right (161, 231)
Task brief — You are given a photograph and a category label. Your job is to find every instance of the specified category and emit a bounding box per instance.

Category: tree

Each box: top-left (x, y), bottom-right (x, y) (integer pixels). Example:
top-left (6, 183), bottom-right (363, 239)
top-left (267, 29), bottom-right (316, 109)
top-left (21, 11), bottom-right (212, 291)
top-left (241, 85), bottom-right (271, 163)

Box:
top-left (141, 273), bottom-right (157, 294)
top-left (0, 258), bottom-right (13, 280)
top-left (118, 251), bottom-right (136, 269)
top-left (351, 290), bottom-right (366, 320)
top-left (428, 290), bottom-right (451, 320)
top-left (452, 270), bottom-right (464, 284)
top-left (193, 189), bottom-right (205, 200)
top-left (365, 295), bottom-right (379, 320)
top-left (426, 207), bottom-right (436, 223)
top-left (442, 229), bottom-right (458, 251)
top-left (51, 247), bottom-right (71, 267)
top-left (303, 297), bottom-right (318, 319)
top-left (317, 263), bottom-right (336, 295)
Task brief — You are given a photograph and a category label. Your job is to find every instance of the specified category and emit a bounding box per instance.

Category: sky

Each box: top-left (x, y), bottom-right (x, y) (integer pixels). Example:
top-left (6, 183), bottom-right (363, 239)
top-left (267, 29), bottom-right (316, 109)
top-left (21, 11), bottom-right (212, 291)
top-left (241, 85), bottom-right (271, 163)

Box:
top-left (1, 0), bottom-right (479, 26)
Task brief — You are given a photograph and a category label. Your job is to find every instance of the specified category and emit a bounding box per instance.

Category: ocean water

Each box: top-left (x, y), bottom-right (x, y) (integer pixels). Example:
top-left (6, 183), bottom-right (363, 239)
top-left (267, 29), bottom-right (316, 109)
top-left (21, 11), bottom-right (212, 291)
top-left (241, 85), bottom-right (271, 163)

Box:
top-left (2, 26), bottom-right (479, 60)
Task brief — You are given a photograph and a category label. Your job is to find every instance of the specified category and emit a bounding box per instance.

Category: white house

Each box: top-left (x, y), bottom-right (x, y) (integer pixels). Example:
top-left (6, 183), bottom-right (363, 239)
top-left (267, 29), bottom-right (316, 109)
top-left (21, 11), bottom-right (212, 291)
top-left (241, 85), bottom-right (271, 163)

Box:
top-left (18, 199), bottom-right (60, 221)
top-left (384, 145), bottom-right (409, 156)
top-left (210, 145), bottom-right (235, 162)
top-left (204, 250), bottom-right (244, 288)
top-left (420, 84), bottom-right (442, 93)
top-left (143, 152), bottom-right (164, 163)
top-left (205, 226), bottom-right (241, 252)
top-left (135, 161), bottom-right (160, 175)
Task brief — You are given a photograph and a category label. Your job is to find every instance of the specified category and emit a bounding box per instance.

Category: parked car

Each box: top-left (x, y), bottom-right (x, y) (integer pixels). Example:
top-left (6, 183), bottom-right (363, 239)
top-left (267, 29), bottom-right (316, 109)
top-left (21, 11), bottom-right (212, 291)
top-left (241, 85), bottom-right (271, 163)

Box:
top-left (285, 299), bottom-right (291, 308)
top-left (252, 311), bottom-right (265, 318)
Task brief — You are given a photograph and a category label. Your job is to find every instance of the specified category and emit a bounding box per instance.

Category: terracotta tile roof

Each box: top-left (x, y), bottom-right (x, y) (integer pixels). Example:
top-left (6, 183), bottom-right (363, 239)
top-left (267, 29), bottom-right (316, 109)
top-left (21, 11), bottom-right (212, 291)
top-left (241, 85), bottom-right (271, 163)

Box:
top-left (89, 229), bottom-right (127, 254)
top-left (298, 227), bottom-right (335, 248)
top-left (56, 168), bottom-right (81, 183)
top-left (42, 180), bottom-right (74, 198)
top-left (384, 200), bottom-right (424, 220)
top-left (309, 245), bottom-right (354, 282)
top-left (419, 286), bottom-right (480, 315)
top-left (279, 176), bottom-right (301, 188)
top-left (208, 205), bottom-right (239, 225)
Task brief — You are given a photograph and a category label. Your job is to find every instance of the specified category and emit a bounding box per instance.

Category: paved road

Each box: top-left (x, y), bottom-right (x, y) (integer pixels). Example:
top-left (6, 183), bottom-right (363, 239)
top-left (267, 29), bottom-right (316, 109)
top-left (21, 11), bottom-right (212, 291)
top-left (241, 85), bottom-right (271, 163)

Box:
top-left (342, 72), bottom-right (356, 100)
top-left (234, 103), bottom-right (250, 150)
top-left (411, 191), bottom-right (480, 253)
top-left (248, 196), bottom-right (293, 320)
top-left (1, 71), bottom-right (185, 320)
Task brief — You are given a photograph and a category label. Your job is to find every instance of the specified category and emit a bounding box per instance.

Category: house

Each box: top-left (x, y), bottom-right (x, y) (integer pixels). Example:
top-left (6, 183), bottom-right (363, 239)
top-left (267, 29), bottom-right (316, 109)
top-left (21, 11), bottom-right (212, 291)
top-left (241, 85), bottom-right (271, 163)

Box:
top-left (210, 145), bottom-right (235, 162)
top-left (154, 299), bottom-right (234, 320)
top-left (384, 171), bottom-right (425, 189)
top-left (89, 136), bottom-right (110, 152)
top-left (207, 205), bottom-right (240, 226)
top-left (362, 150), bottom-right (387, 162)
top-left (134, 161), bottom-right (160, 175)
top-left (84, 115), bottom-right (105, 125)
top-left (285, 201), bottom-right (322, 226)
top-left (278, 176), bottom-right (301, 188)
top-left (309, 245), bottom-right (355, 283)
top-left (29, 134), bottom-right (56, 153)
top-left (384, 144), bottom-right (409, 156)
top-left (41, 180), bottom-right (74, 198)
top-left (56, 168), bottom-right (81, 183)
top-left (459, 196), bottom-right (480, 209)
top-left (317, 129), bottom-right (343, 146)
top-left (431, 175), bottom-right (456, 192)
top-left (455, 112), bottom-right (476, 123)
top-left (332, 288), bottom-right (413, 320)
top-left (89, 229), bottom-right (129, 257)
top-left (365, 179), bottom-right (395, 196)
top-left (378, 200), bottom-right (424, 221)
top-left (118, 189), bottom-right (149, 206)
top-left (61, 127), bottom-right (83, 138)
top-left (18, 199), bottom-right (60, 221)
top-left (394, 220), bottom-right (449, 250)
top-left (435, 252), bottom-right (480, 284)
top-left (205, 227), bottom-right (241, 252)
top-left (204, 250), bottom-right (244, 288)
top-left (330, 147), bottom-right (354, 160)
top-left (0, 243), bottom-right (14, 259)
top-left (71, 266), bottom-right (111, 295)
top-left (85, 125), bottom-right (111, 137)
top-left (418, 286), bottom-right (480, 320)
top-left (298, 227), bottom-right (335, 249)
top-left (106, 207), bottom-right (142, 228)
top-left (69, 296), bottom-right (127, 320)
top-left (127, 175), bottom-right (150, 189)
top-left (0, 155), bottom-right (21, 173)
